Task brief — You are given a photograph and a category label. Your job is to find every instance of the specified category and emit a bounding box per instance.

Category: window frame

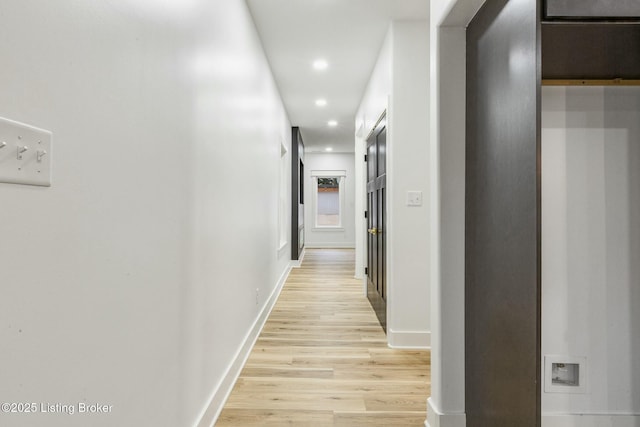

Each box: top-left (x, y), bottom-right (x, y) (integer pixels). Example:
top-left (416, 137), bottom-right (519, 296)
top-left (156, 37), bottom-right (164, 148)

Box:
top-left (311, 169), bottom-right (346, 231)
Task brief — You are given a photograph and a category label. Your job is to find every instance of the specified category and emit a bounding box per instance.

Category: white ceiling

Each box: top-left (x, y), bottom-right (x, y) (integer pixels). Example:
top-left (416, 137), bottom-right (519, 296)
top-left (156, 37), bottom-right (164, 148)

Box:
top-left (246, 0), bottom-right (429, 152)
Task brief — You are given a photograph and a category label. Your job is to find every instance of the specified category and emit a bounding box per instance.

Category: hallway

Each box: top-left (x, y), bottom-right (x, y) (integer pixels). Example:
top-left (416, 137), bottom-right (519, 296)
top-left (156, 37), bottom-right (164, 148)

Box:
top-left (217, 249), bottom-right (430, 426)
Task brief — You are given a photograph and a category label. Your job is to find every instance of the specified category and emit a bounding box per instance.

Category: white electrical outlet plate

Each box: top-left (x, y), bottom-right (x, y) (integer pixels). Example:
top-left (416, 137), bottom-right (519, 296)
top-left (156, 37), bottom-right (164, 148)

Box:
top-left (407, 190), bottom-right (423, 206)
top-left (544, 355), bottom-right (588, 394)
top-left (0, 117), bottom-right (52, 187)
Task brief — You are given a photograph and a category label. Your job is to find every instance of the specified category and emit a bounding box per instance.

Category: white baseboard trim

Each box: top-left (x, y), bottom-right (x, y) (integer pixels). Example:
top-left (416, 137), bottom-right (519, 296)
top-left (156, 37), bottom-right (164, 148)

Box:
top-left (388, 329), bottom-right (431, 349)
top-left (291, 248), bottom-right (306, 268)
top-left (193, 262), bottom-right (293, 427)
top-left (542, 414), bottom-right (640, 427)
top-left (426, 398), bottom-right (466, 427)
top-left (304, 242), bottom-right (355, 249)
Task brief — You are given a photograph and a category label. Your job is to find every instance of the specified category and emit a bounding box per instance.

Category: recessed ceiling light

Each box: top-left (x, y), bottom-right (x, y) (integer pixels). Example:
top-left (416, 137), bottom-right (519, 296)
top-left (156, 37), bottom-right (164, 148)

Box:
top-left (325, 147), bottom-right (333, 152)
top-left (315, 99), bottom-right (327, 107)
top-left (313, 59), bottom-right (328, 70)
top-left (328, 120), bottom-right (338, 127)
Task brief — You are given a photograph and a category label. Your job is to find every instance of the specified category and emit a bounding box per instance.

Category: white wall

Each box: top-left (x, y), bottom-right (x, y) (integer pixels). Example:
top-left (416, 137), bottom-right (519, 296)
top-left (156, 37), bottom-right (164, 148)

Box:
top-left (356, 33), bottom-right (392, 140)
top-left (304, 152), bottom-right (356, 248)
top-left (354, 27), bottom-right (392, 281)
top-left (427, 1), bottom-right (485, 426)
top-left (542, 86), bottom-right (640, 425)
top-left (355, 20), bottom-right (430, 349)
top-left (0, 1), bottom-right (292, 427)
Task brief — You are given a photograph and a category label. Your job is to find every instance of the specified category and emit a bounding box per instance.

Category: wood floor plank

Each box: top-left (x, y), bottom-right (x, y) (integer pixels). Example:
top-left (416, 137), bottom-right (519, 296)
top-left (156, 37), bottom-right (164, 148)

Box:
top-left (230, 378), bottom-right (428, 395)
top-left (224, 392), bottom-right (366, 412)
top-left (217, 409), bottom-right (334, 426)
top-left (334, 411), bottom-right (426, 427)
top-left (216, 249), bottom-right (430, 426)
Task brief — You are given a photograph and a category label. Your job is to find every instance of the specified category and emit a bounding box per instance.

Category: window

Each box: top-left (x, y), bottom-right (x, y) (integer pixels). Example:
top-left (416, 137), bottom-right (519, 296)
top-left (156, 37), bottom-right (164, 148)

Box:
top-left (311, 170), bottom-right (346, 229)
top-left (317, 177), bottom-right (340, 226)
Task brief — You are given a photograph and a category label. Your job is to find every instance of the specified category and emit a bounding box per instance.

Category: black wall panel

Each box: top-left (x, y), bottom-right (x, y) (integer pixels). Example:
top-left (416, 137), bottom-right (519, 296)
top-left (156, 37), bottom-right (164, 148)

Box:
top-left (542, 23), bottom-right (640, 79)
top-left (465, 0), bottom-right (541, 425)
top-left (291, 127), bottom-right (304, 260)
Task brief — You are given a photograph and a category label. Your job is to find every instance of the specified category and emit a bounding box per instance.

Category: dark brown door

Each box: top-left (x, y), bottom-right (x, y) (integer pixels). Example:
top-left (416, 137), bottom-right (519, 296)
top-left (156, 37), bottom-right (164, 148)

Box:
top-left (366, 115), bottom-right (387, 332)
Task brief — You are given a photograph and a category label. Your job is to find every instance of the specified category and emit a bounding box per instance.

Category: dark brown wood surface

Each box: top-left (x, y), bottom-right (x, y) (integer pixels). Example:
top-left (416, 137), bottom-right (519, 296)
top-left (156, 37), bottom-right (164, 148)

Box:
top-left (542, 23), bottom-right (640, 80)
top-left (291, 127), bottom-right (305, 260)
top-left (465, 0), bottom-right (541, 425)
top-left (544, 0), bottom-right (640, 20)
top-left (366, 117), bottom-right (387, 332)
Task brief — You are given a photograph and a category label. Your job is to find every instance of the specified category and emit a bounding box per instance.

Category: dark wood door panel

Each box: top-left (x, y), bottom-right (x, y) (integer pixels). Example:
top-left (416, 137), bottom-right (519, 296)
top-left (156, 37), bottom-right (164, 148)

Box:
top-left (366, 115), bottom-right (387, 332)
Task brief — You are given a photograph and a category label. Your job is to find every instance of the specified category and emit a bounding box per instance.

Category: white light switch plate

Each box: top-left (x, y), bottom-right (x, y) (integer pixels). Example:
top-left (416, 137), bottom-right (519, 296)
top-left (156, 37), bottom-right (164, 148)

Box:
top-left (406, 190), bottom-right (423, 206)
top-left (0, 117), bottom-right (52, 187)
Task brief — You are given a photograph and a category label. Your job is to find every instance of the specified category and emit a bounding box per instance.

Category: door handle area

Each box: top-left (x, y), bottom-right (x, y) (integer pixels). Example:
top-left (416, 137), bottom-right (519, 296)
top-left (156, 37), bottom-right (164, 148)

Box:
top-left (368, 228), bottom-right (378, 235)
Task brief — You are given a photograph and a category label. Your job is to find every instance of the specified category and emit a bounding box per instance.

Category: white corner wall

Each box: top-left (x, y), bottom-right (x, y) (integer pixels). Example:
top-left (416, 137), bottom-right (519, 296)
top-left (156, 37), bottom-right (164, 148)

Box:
top-left (0, 1), bottom-right (292, 426)
top-left (427, 1), bottom-right (485, 426)
top-left (356, 20), bottom-right (430, 349)
top-left (304, 152), bottom-right (356, 248)
top-left (541, 86), bottom-right (640, 426)
top-left (356, 31), bottom-right (392, 139)
top-left (354, 30), bottom-right (391, 284)
top-left (389, 21), bottom-right (431, 349)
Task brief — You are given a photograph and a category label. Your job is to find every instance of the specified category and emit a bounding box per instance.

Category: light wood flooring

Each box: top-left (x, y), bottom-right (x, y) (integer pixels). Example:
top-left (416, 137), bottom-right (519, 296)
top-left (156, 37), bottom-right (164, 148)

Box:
top-left (216, 249), bottom-right (430, 426)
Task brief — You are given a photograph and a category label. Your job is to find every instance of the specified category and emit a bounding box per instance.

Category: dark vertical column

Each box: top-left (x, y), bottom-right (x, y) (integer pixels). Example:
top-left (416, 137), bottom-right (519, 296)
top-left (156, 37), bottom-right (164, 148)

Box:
top-left (465, 0), bottom-right (541, 425)
top-left (291, 127), bottom-right (304, 260)
top-left (366, 118), bottom-right (387, 332)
